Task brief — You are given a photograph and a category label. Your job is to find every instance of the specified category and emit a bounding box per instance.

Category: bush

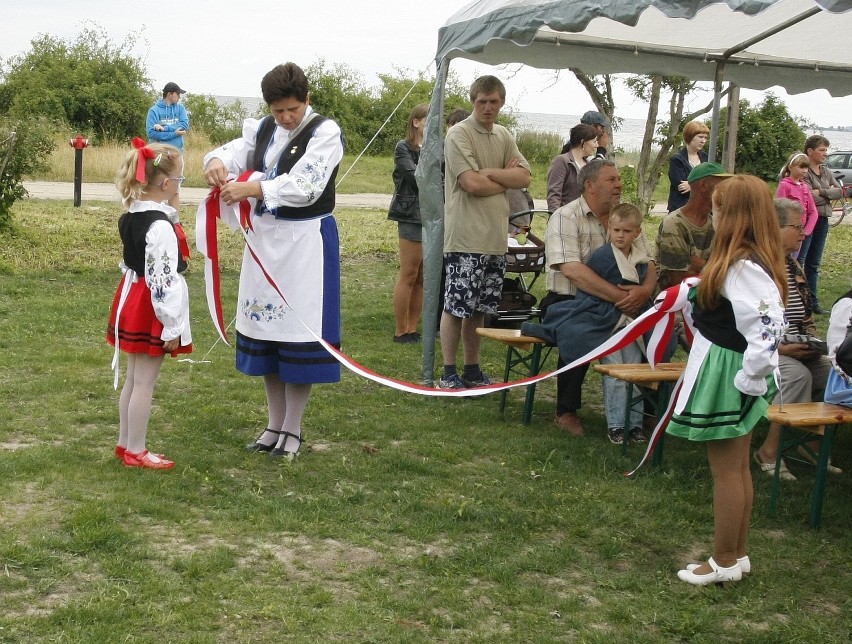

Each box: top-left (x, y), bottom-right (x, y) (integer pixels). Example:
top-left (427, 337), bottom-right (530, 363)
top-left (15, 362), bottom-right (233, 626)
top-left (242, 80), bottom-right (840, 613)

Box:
top-left (184, 95), bottom-right (253, 146)
top-left (0, 116), bottom-right (56, 232)
top-left (0, 26), bottom-right (150, 142)
top-left (712, 93), bottom-right (805, 180)
top-left (515, 129), bottom-right (562, 165)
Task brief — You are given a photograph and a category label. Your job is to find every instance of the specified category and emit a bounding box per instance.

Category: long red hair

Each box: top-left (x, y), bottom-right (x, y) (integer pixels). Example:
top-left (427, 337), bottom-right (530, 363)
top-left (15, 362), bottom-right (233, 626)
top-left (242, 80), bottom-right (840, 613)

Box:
top-left (697, 175), bottom-right (787, 309)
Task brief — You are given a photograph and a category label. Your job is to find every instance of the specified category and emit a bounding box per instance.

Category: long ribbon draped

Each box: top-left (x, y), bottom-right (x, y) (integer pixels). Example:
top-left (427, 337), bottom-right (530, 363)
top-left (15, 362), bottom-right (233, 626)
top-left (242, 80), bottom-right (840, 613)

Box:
top-left (196, 180), bottom-right (696, 406)
top-left (174, 222), bottom-right (191, 262)
top-left (194, 171), bottom-right (258, 345)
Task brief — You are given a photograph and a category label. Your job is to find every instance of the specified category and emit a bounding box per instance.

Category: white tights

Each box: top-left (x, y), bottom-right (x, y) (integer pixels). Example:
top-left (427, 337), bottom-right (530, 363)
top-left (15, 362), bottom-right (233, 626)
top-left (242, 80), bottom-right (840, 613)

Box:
top-left (118, 353), bottom-right (165, 453)
top-left (260, 375), bottom-right (312, 451)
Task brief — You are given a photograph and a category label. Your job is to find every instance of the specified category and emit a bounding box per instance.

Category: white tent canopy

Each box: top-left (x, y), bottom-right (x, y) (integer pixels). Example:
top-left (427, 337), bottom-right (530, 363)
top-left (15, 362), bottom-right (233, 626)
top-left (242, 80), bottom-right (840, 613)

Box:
top-left (437, 0), bottom-right (852, 94)
top-left (416, 0), bottom-right (852, 383)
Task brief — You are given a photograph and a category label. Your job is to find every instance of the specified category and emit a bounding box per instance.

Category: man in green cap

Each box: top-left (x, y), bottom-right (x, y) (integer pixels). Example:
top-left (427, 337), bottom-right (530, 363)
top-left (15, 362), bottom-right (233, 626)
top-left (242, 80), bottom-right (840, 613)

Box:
top-left (655, 162), bottom-right (732, 290)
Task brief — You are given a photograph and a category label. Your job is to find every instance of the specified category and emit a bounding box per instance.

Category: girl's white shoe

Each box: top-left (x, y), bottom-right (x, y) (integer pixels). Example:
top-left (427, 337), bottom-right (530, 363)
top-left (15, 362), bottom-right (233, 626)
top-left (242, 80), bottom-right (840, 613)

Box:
top-left (687, 555), bottom-right (751, 575)
top-left (677, 557), bottom-right (742, 586)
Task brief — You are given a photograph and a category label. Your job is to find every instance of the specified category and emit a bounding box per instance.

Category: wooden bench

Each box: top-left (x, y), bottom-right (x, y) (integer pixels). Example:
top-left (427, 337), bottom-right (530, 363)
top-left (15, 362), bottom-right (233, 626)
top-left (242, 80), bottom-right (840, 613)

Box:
top-left (765, 402), bottom-right (852, 528)
top-left (593, 362), bottom-right (686, 458)
top-left (476, 327), bottom-right (554, 424)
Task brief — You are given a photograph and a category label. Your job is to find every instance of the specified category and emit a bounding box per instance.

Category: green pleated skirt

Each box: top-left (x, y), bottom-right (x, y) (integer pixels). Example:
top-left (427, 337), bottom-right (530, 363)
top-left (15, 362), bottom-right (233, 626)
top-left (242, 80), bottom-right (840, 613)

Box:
top-left (666, 343), bottom-right (776, 442)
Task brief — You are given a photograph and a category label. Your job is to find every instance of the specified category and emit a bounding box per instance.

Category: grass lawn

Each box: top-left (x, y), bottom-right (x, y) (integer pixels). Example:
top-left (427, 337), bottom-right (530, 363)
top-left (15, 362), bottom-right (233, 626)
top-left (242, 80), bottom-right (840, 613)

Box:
top-left (0, 199), bottom-right (850, 642)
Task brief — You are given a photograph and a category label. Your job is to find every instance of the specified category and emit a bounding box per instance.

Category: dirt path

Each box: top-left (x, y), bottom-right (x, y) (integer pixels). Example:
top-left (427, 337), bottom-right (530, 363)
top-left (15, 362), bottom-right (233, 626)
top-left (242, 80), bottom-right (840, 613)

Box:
top-left (22, 181), bottom-right (397, 209)
top-left (24, 181), bottom-right (685, 214)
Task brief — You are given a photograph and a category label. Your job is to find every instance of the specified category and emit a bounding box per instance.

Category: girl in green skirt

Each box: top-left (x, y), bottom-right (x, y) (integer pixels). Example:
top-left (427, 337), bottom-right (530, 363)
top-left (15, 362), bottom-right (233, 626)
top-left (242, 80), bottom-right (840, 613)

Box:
top-left (668, 175), bottom-right (786, 586)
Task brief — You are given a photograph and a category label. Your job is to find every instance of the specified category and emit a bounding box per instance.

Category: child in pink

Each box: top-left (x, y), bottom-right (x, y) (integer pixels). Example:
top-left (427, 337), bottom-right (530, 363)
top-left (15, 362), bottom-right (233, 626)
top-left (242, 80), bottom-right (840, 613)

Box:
top-left (777, 152), bottom-right (818, 240)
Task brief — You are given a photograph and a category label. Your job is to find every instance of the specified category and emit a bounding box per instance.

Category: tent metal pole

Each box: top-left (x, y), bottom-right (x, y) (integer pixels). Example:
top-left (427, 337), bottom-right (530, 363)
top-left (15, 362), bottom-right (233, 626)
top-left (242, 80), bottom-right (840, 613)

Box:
top-left (720, 7), bottom-right (821, 59)
top-left (708, 8), bottom-right (819, 165)
top-left (722, 85), bottom-right (740, 172)
top-left (708, 62), bottom-right (725, 164)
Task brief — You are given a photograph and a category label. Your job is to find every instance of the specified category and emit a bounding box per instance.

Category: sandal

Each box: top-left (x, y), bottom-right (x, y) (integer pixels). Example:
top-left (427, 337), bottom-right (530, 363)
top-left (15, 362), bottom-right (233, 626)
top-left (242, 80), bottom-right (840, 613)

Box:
top-left (270, 431), bottom-right (302, 458)
top-left (245, 429), bottom-right (282, 453)
top-left (753, 451), bottom-right (796, 482)
top-left (796, 446), bottom-right (843, 475)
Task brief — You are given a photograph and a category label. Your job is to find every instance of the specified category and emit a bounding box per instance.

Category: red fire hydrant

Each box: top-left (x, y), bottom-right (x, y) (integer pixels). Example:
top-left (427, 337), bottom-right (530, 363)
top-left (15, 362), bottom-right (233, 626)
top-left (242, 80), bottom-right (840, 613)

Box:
top-left (69, 134), bottom-right (90, 207)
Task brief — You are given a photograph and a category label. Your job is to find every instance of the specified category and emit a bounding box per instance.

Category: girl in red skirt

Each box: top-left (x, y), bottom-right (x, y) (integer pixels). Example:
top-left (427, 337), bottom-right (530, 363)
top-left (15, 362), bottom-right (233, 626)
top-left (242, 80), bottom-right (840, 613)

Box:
top-left (107, 138), bottom-right (192, 469)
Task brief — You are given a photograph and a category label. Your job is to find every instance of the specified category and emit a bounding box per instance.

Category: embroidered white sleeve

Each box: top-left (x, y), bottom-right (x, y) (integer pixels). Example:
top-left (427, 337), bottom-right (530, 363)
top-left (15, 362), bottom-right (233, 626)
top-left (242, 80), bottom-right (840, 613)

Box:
top-left (723, 259), bottom-right (785, 395)
top-left (145, 220), bottom-right (188, 341)
top-left (261, 119), bottom-right (344, 209)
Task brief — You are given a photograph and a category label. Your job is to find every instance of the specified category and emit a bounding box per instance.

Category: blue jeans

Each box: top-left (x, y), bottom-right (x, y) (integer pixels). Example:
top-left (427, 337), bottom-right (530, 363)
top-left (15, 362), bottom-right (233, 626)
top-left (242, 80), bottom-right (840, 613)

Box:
top-left (600, 341), bottom-right (644, 430)
top-left (800, 215), bottom-right (829, 307)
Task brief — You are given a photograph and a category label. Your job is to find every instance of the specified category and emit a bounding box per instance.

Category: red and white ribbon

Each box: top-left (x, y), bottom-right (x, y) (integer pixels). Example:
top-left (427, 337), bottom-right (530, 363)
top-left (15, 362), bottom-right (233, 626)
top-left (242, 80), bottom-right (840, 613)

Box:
top-left (197, 181), bottom-right (697, 408)
top-left (195, 172), bottom-right (260, 346)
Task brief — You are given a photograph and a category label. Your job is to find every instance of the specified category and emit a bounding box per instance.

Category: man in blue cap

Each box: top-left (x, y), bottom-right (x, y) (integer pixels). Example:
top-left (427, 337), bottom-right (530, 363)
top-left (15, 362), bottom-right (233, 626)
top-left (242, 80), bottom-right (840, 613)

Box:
top-left (580, 110), bottom-right (610, 160)
top-left (147, 82), bottom-right (190, 209)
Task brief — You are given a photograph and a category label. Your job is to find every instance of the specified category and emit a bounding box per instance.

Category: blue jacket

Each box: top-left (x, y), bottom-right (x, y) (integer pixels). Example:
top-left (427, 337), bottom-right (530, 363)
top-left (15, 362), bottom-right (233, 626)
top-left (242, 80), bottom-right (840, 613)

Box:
top-left (146, 99), bottom-right (189, 151)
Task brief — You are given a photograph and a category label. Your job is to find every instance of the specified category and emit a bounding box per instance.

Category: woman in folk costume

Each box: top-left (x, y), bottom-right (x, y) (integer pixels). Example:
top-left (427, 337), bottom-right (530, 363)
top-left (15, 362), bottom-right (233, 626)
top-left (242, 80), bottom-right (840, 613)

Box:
top-left (107, 139), bottom-right (192, 470)
top-left (203, 62), bottom-right (343, 458)
top-left (667, 175), bottom-right (786, 586)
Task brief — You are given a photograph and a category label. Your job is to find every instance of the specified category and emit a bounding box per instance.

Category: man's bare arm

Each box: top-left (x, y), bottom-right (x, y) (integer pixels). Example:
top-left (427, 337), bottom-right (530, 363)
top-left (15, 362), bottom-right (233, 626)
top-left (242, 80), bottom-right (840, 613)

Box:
top-left (481, 163), bottom-right (531, 190)
top-left (457, 169), bottom-right (508, 197)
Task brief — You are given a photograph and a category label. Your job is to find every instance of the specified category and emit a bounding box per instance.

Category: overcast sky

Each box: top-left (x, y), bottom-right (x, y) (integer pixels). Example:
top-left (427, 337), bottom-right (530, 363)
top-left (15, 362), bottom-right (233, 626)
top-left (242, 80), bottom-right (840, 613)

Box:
top-left (4, 0), bottom-right (852, 129)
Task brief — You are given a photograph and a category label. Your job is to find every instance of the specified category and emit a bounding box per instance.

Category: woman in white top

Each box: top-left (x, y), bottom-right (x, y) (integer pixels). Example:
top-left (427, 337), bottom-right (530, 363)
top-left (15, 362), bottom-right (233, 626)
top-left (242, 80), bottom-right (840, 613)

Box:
top-left (204, 63), bottom-right (344, 459)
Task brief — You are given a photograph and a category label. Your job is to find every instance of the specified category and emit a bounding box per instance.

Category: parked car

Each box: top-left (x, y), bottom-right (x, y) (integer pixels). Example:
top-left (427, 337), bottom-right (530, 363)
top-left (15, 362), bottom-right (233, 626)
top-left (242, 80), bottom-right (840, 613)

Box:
top-left (826, 150), bottom-right (852, 186)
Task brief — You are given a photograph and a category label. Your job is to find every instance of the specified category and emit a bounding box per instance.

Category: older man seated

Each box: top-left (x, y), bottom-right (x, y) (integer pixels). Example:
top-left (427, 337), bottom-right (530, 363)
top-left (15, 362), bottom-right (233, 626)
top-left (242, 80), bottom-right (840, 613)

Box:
top-left (752, 198), bottom-right (840, 480)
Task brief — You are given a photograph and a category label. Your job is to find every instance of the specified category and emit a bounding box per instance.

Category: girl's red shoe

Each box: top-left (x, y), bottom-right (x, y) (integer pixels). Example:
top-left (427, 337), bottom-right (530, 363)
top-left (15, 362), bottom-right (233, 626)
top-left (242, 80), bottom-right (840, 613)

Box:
top-left (122, 449), bottom-right (174, 470)
top-left (116, 445), bottom-right (165, 460)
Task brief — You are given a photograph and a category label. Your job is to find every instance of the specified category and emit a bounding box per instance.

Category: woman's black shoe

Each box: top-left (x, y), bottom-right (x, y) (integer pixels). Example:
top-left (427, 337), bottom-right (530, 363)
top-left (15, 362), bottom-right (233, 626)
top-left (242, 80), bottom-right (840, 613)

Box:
top-left (245, 429), bottom-right (281, 453)
top-left (269, 431), bottom-right (303, 458)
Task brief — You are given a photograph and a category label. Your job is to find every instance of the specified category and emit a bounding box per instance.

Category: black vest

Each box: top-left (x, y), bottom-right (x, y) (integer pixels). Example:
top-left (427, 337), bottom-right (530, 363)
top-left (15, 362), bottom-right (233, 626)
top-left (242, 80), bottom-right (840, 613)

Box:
top-left (251, 113), bottom-right (340, 219)
top-left (693, 296), bottom-right (748, 353)
top-left (118, 210), bottom-right (188, 275)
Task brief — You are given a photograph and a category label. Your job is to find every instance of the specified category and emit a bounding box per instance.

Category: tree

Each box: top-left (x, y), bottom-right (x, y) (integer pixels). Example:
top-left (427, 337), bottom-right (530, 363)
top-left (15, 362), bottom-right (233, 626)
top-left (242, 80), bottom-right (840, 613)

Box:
top-left (184, 94), bottom-right (253, 146)
top-left (305, 60), bottom-right (376, 155)
top-left (571, 71), bottom-right (619, 142)
top-left (624, 75), bottom-right (716, 214)
top-left (368, 68), bottom-right (473, 156)
top-left (305, 62), bottom-right (475, 157)
top-left (0, 116), bottom-right (55, 232)
top-left (0, 25), bottom-right (150, 141)
top-left (713, 93), bottom-right (805, 180)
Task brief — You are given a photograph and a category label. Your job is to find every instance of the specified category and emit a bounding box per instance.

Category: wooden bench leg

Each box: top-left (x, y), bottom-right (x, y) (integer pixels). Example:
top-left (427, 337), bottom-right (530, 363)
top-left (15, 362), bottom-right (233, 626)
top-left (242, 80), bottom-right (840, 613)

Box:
top-left (498, 346), bottom-right (513, 419)
top-left (768, 423), bottom-right (835, 528)
top-left (498, 343), bottom-right (546, 425)
top-left (809, 425), bottom-right (836, 529)
top-left (521, 344), bottom-right (543, 425)
top-left (651, 381), bottom-right (672, 468)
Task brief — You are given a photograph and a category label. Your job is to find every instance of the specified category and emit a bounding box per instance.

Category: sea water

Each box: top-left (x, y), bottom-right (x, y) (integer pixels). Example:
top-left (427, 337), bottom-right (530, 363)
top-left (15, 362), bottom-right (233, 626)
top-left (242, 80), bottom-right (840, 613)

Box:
top-left (515, 111), bottom-right (852, 153)
top-left (214, 97), bottom-right (852, 153)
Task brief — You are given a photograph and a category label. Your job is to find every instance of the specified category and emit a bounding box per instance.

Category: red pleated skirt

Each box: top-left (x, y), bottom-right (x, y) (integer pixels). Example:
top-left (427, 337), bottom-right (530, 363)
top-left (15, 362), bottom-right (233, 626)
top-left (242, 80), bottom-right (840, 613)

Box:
top-left (106, 276), bottom-right (192, 357)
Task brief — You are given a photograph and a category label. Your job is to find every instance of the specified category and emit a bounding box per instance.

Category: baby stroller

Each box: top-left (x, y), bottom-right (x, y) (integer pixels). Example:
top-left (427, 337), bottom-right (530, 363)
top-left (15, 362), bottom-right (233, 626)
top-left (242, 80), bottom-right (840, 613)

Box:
top-left (489, 189), bottom-right (551, 326)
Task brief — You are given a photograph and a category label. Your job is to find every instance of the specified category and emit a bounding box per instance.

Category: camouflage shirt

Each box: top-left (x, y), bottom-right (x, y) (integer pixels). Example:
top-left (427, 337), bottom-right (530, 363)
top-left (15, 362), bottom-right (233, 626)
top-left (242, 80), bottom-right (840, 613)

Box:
top-left (655, 208), bottom-right (714, 290)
